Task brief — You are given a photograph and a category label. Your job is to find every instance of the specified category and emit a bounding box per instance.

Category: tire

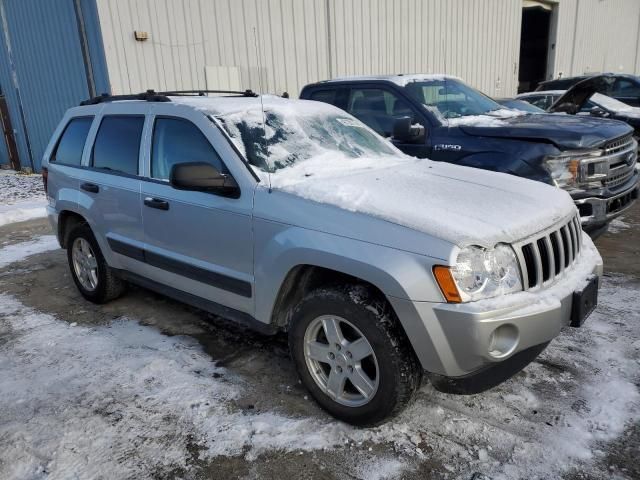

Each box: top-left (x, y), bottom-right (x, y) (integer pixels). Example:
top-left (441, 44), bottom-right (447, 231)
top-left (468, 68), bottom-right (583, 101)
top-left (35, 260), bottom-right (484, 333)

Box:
top-left (66, 223), bottom-right (126, 304)
top-left (288, 284), bottom-right (422, 426)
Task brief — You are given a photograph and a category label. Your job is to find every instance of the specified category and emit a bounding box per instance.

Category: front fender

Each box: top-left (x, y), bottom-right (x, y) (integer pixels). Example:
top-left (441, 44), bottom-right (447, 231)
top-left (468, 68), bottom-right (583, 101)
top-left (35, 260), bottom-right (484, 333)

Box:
top-left (252, 217), bottom-right (446, 325)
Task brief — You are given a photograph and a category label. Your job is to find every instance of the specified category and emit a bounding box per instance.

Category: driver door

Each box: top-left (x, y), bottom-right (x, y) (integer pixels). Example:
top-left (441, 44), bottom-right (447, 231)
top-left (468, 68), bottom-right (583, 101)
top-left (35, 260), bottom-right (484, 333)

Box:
top-left (139, 108), bottom-right (255, 315)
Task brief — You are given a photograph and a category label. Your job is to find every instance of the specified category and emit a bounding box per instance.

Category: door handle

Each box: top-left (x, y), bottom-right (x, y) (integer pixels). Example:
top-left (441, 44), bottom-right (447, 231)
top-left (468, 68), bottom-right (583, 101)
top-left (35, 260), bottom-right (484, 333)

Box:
top-left (144, 197), bottom-right (170, 210)
top-left (80, 182), bottom-right (99, 193)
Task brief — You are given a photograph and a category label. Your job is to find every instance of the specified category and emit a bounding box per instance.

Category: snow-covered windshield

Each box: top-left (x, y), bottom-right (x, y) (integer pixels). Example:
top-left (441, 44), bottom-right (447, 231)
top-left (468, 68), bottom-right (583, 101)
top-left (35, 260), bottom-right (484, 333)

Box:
top-left (213, 100), bottom-right (398, 173)
top-left (404, 78), bottom-right (503, 119)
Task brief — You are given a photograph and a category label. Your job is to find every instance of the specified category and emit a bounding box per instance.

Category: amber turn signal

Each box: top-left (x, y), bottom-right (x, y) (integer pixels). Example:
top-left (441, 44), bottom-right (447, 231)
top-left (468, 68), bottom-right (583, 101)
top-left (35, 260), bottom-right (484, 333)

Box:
top-left (433, 266), bottom-right (462, 303)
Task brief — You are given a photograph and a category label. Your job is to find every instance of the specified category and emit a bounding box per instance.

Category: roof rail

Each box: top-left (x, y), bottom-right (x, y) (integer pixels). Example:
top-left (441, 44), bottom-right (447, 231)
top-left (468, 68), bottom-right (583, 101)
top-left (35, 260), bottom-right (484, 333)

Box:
top-left (79, 88), bottom-right (258, 106)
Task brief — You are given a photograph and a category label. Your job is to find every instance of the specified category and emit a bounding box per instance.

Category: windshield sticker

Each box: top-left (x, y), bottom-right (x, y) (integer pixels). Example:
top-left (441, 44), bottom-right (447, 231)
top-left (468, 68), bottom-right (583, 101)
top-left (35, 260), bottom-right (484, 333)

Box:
top-left (336, 117), bottom-right (365, 128)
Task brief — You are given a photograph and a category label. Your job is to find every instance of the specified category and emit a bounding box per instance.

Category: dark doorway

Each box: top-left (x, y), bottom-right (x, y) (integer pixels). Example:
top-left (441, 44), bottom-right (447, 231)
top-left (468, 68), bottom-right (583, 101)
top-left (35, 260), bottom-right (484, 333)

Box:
top-left (0, 96), bottom-right (20, 170)
top-left (518, 5), bottom-right (552, 93)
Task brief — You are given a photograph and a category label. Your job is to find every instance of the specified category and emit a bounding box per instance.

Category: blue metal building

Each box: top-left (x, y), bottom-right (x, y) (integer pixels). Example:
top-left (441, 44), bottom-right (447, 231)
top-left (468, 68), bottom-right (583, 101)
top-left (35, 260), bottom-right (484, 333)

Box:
top-left (0, 0), bottom-right (109, 172)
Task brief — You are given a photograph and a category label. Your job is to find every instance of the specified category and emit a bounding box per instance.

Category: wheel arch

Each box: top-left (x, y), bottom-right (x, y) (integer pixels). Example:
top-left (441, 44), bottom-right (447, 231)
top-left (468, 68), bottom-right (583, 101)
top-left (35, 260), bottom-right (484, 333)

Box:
top-left (270, 264), bottom-right (391, 331)
top-left (57, 209), bottom-right (89, 249)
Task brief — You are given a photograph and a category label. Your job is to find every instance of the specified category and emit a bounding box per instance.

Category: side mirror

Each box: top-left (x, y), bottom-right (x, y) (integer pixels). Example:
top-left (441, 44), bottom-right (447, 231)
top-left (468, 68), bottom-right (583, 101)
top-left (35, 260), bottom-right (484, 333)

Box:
top-left (590, 106), bottom-right (608, 117)
top-left (392, 116), bottom-right (425, 143)
top-left (170, 162), bottom-right (239, 197)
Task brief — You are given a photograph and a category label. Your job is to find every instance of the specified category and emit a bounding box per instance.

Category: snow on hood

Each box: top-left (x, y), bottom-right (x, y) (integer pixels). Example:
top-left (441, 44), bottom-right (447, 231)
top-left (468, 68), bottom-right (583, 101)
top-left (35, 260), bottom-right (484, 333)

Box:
top-left (264, 156), bottom-right (576, 247)
top-left (445, 108), bottom-right (526, 127)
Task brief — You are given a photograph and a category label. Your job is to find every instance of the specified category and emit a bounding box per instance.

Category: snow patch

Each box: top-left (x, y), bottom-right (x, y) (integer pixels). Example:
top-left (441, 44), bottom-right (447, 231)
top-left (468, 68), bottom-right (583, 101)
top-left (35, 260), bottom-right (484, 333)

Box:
top-left (0, 235), bottom-right (58, 268)
top-left (0, 170), bottom-right (47, 226)
top-left (446, 108), bottom-right (526, 127)
top-left (0, 200), bottom-right (47, 227)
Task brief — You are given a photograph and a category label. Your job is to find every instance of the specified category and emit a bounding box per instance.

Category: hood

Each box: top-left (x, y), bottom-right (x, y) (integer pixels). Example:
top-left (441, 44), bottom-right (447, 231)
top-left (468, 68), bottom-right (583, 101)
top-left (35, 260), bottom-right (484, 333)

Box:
top-left (263, 158), bottom-right (576, 249)
top-left (548, 74), bottom-right (616, 114)
top-left (458, 112), bottom-right (632, 149)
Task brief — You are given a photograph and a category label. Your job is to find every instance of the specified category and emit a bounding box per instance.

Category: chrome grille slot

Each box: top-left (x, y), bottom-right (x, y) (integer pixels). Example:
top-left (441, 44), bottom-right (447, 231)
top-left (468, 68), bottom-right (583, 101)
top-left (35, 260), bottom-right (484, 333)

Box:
top-left (603, 134), bottom-right (634, 155)
top-left (516, 215), bottom-right (582, 290)
top-left (598, 134), bottom-right (637, 191)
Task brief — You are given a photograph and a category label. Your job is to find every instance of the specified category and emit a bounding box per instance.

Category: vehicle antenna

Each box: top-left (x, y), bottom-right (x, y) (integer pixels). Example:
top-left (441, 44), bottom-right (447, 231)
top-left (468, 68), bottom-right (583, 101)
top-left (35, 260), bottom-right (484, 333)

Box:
top-left (253, 26), bottom-right (271, 193)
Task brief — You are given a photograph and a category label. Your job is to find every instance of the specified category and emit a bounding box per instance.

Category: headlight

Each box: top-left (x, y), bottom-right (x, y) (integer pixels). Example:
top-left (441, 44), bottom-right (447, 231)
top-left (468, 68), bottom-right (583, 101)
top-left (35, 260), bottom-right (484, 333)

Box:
top-left (449, 244), bottom-right (523, 302)
top-left (543, 149), bottom-right (602, 189)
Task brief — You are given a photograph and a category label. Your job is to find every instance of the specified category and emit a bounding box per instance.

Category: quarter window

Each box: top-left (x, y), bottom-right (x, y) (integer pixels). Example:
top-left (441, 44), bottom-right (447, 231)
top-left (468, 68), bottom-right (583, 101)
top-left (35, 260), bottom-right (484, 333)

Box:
top-left (151, 117), bottom-right (226, 180)
top-left (51, 117), bottom-right (93, 165)
top-left (92, 116), bottom-right (144, 175)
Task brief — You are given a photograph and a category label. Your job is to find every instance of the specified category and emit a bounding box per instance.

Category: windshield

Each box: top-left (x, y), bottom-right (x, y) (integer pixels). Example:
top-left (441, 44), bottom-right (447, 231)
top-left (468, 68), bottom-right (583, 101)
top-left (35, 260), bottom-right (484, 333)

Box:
top-left (497, 99), bottom-right (545, 113)
top-left (404, 79), bottom-right (503, 119)
top-left (214, 102), bottom-right (398, 173)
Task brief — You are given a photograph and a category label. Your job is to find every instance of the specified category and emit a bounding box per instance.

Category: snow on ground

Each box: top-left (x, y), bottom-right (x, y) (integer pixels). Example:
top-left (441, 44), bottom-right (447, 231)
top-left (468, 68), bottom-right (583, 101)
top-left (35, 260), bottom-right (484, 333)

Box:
top-left (0, 235), bottom-right (58, 268)
top-left (608, 217), bottom-right (632, 234)
top-left (0, 254), bottom-right (637, 480)
top-left (0, 170), bottom-right (46, 227)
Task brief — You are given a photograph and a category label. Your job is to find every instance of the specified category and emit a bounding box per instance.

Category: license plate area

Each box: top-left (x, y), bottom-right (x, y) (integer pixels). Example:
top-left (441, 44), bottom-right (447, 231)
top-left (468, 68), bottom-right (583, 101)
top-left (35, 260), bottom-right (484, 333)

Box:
top-left (570, 275), bottom-right (599, 327)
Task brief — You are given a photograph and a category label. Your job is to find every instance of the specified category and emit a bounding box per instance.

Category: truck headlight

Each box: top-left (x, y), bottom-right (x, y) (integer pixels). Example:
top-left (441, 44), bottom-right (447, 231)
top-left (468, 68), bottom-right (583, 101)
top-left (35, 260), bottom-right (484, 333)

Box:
top-left (436, 244), bottom-right (523, 302)
top-left (543, 149), bottom-right (602, 189)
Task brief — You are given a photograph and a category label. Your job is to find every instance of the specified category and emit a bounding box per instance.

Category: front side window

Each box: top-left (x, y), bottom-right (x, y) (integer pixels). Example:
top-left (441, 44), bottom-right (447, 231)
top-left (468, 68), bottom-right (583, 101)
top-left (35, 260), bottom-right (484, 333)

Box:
top-left (404, 79), bottom-right (503, 119)
top-left (92, 116), bottom-right (144, 175)
top-left (52, 117), bottom-right (93, 165)
top-left (346, 88), bottom-right (416, 137)
top-left (151, 117), bottom-right (226, 180)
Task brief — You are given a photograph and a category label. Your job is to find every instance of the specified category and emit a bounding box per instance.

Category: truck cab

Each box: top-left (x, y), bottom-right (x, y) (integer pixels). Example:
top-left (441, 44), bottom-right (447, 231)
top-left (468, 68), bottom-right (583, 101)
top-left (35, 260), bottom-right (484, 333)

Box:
top-left (301, 75), bottom-right (639, 237)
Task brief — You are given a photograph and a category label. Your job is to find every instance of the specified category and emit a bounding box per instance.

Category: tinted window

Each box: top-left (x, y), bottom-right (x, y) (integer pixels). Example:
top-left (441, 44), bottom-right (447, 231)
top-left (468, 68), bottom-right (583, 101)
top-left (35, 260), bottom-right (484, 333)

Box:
top-left (151, 117), bottom-right (226, 180)
top-left (309, 90), bottom-right (337, 105)
top-left (610, 78), bottom-right (640, 97)
top-left (347, 88), bottom-right (417, 136)
top-left (52, 117), bottom-right (93, 165)
top-left (92, 116), bottom-right (144, 175)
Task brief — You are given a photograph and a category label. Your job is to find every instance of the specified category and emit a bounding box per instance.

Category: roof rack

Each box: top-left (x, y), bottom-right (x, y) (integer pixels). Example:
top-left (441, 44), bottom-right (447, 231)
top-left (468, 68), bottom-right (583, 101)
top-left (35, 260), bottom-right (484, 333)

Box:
top-left (80, 88), bottom-right (258, 106)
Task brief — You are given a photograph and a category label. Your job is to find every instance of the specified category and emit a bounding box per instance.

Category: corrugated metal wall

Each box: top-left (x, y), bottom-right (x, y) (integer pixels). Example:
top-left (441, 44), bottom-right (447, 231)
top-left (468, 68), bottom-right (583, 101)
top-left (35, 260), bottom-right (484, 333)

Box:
top-left (0, 0), bottom-right (109, 170)
top-left (96, 0), bottom-right (522, 98)
top-left (328, 0), bottom-right (523, 96)
top-left (552, 0), bottom-right (640, 78)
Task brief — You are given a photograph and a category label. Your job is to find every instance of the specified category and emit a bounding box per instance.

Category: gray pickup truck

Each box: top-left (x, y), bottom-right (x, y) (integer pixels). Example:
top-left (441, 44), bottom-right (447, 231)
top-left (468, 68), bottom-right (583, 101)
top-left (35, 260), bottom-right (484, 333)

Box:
top-left (42, 90), bottom-right (602, 426)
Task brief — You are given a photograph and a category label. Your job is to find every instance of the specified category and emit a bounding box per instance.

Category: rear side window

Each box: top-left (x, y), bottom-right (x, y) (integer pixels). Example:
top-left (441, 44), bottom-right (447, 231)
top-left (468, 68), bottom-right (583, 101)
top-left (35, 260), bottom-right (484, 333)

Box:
top-left (51, 117), bottom-right (93, 165)
top-left (92, 115), bottom-right (144, 175)
top-left (309, 90), bottom-right (338, 105)
top-left (151, 117), bottom-right (226, 180)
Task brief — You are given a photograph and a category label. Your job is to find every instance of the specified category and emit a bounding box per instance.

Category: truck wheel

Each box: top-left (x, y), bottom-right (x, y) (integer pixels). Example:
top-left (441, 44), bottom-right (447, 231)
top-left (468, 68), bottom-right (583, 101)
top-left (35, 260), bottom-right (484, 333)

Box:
top-left (67, 223), bottom-right (126, 304)
top-left (288, 285), bottom-right (422, 426)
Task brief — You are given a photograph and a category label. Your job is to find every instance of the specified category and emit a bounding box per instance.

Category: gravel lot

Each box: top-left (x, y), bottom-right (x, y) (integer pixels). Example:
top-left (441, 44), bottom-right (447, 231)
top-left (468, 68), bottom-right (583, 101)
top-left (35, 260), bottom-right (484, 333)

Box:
top-left (0, 173), bottom-right (638, 480)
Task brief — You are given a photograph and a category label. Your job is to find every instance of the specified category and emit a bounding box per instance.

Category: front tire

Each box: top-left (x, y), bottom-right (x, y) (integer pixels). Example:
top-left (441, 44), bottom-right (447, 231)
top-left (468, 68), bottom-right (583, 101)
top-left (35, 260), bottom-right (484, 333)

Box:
top-left (288, 284), bottom-right (422, 426)
top-left (67, 223), bottom-right (126, 304)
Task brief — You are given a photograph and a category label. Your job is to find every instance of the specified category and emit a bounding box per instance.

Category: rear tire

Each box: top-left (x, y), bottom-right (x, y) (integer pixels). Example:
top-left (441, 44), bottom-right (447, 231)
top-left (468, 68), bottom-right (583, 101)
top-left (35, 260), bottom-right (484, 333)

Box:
top-left (66, 223), bottom-right (126, 304)
top-left (288, 284), bottom-right (422, 426)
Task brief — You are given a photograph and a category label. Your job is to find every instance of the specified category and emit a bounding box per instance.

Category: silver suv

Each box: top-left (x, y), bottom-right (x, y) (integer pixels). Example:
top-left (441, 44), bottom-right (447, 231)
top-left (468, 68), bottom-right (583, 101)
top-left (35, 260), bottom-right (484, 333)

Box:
top-left (43, 90), bottom-right (603, 426)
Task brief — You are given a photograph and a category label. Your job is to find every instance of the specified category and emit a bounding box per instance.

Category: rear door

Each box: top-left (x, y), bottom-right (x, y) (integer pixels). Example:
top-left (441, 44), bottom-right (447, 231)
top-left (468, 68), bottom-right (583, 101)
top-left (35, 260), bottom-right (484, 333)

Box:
top-left (139, 106), bottom-right (255, 315)
top-left (74, 103), bottom-right (147, 273)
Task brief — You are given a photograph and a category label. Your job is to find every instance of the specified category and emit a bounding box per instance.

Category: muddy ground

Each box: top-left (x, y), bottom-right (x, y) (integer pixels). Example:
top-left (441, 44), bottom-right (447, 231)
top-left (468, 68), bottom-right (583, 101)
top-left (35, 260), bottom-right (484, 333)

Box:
top-left (0, 202), bottom-right (638, 480)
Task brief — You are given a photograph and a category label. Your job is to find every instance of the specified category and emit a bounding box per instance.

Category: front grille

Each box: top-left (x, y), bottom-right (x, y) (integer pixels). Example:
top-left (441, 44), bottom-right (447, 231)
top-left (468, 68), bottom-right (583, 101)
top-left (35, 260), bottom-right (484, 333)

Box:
top-left (589, 134), bottom-right (638, 191)
top-left (605, 168), bottom-right (635, 189)
top-left (603, 134), bottom-right (634, 155)
top-left (515, 216), bottom-right (582, 290)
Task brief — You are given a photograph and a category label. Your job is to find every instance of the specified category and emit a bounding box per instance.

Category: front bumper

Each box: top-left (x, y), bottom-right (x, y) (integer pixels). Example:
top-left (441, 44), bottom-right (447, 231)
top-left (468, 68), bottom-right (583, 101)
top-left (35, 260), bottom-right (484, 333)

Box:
top-left (574, 176), bottom-right (639, 230)
top-left (389, 234), bottom-right (603, 378)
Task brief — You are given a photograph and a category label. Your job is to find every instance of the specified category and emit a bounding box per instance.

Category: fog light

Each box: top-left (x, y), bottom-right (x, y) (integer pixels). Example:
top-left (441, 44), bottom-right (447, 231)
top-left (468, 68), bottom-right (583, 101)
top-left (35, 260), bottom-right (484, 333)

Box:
top-left (488, 324), bottom-right (519, 359)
